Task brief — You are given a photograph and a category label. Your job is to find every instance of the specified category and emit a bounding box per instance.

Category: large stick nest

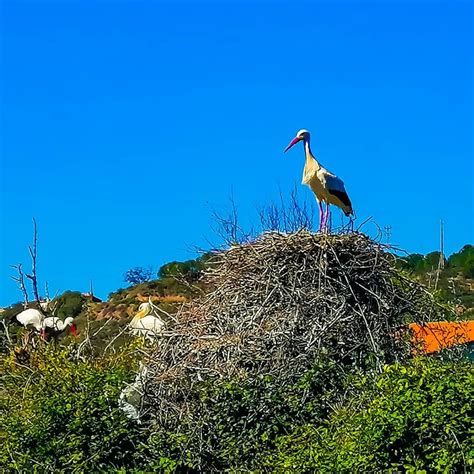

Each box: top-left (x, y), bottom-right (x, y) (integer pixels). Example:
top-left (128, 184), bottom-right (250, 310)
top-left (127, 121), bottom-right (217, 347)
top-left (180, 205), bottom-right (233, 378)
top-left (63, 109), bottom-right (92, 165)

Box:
top-left (144, 231), bottom-right (443, 426)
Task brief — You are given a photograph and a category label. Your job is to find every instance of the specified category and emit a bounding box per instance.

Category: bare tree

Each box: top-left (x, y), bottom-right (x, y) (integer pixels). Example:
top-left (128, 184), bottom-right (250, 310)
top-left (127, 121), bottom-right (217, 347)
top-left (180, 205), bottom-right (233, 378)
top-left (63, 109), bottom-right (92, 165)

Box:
top-left (26, 218), bottom-right (42, 306)
top-left (10, 218), bottom-right (47, 315)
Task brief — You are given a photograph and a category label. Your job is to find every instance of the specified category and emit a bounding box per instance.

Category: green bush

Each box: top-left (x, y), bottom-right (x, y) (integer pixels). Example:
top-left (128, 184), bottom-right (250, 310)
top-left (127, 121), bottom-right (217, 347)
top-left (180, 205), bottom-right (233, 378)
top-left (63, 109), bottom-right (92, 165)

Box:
top-left (141, 357), bottom-right (351, 471)
top-left (141, 357), bottom-right (473, 472)
top-left (158, 254), bottom-right (211, 281)
top-left (2, 348), bottom-right (470, 472)
top-left (0, 343), bottom-right (145, 471)
top-left (54, 290), bottom-right (85, 319)
top-left (265, 358), bottom-right (473, 472)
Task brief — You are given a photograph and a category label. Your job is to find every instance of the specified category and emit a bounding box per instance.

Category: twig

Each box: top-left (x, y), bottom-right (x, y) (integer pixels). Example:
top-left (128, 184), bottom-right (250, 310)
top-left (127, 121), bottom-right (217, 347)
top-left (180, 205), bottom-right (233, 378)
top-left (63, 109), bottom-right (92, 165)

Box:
top-left (1, 319), bottom-right (12, 345)
top-left (10, 263), bottom-right (29, 308)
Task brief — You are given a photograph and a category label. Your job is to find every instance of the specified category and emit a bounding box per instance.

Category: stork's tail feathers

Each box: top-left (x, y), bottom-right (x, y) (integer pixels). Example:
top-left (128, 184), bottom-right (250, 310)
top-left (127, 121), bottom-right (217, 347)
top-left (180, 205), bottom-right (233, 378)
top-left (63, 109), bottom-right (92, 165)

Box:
top-left (344, 207), bottom-right (354, 217)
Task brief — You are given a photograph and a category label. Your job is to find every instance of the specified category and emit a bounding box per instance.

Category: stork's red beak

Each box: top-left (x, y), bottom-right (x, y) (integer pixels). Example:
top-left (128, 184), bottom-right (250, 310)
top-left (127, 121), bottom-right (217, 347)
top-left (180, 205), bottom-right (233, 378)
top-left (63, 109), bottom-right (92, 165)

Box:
top-left (70, 324), bottom-right (77, 337)
top-left (284, 136), bottom-right (302, 152)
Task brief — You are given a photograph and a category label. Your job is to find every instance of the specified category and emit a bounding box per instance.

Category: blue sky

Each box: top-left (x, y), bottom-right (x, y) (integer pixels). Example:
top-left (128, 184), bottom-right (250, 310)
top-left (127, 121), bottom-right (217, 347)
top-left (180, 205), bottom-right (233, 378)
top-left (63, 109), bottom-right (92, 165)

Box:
top-left (0, 1), bottom-right (472, 306)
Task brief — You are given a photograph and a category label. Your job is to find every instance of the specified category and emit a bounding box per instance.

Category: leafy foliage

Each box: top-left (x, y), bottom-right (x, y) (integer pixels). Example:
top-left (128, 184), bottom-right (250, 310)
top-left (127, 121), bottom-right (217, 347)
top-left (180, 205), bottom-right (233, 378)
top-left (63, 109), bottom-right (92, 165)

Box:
top-left (158, 254), bottom-right (211, 281)
top-left (143, 359), bottom-right (345, 471)
top-left (400, 251), bottom-right (444, 273)
top-left (0, 343), bottom-right (145, 471)
top-left (1, 343), bottom-right (471, 472)
top-left (265, 358), bottom-right (473, 472)
top-left (398, 244), bottom-right (474, 319)
top-left (54, 290), bottom-right (85, 318)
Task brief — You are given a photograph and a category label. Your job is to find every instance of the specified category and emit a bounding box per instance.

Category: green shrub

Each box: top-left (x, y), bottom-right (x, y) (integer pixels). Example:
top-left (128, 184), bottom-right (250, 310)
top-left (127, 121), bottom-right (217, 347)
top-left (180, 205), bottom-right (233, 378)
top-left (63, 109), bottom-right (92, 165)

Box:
top-left (158, 253), bottom-right (211, 281)
top-left (0, 343), bottom-right (145, 471)
top-left (266, 358), bottom-right (473, 472)
top-left (141, 357), bottom-right (350, 471)
top-left (54, 290), bottom-right (85, 319)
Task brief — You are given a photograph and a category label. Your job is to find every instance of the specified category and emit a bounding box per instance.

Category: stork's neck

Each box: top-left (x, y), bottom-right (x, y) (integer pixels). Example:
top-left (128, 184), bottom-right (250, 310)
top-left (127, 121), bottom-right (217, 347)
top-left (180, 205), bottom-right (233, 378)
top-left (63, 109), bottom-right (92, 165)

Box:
top-left (303, 136), bottom-right (320, 170)
top-left (56, 320), bottom-right (67, 331)
top-left (131, 307), bottom-right (150, 325)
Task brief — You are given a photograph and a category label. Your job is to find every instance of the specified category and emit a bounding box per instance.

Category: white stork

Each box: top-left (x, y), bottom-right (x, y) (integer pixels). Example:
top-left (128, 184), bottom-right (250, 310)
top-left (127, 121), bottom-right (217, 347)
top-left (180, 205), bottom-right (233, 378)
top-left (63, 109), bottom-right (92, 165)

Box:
top-left (284, 129), bottom-right (354, 231)
top-left (42, 317), bottom-right (77, 338)
top-left (118, 364), bottom-right (148, 422)
top-left (15, 309), bottom-right (77, 339)
top-left (129, 302), bottom-right (165, 342)
top-left (16, 308), bottom-right (44, 332)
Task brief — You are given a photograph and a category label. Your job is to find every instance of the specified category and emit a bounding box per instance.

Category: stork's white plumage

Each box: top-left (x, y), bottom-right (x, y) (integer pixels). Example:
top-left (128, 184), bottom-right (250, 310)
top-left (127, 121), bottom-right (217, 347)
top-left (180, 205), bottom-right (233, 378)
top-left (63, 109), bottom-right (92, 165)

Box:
top-left (42, 316), bottom-right (77, 337)
top-left (118, 364), bottom-right (148, 422)
top-left (16, 308), bottom-right (44, 331)
top-left (129, 302), bottom-right (165, 342)
top-left (284, 129), bottom-right (354, 231)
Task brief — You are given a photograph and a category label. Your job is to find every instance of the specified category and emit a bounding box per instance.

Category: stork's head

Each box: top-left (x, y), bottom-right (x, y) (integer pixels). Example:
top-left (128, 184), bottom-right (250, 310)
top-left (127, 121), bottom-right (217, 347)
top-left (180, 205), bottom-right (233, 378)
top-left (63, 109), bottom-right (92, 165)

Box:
top-left (135, 303), bottom-right (152, 319)
top-left (65, 317), bottom-right (78, 337)
top-left (284, 129), bottom-right (310, 152)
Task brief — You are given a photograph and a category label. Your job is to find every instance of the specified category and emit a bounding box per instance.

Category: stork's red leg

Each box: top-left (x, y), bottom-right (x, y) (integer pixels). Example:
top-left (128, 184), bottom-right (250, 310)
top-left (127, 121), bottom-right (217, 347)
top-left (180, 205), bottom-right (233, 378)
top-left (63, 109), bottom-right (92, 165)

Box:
top-left (322, 203), bottom-right (331, 232)
top-left (320, 203), bottom-right (326, 231)
top-left (318, 200), bottom-right (324, 232)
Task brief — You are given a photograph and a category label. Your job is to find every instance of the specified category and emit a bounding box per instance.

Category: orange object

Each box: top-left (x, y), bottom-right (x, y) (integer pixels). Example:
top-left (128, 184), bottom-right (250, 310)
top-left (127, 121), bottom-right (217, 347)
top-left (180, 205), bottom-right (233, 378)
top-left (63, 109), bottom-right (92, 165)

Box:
top-left (408, 321), bottom-right (474, 354)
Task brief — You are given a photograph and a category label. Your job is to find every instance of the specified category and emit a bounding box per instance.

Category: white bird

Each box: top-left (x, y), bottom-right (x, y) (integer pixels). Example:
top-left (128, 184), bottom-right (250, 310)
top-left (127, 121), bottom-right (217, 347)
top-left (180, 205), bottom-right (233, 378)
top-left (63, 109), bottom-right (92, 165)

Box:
top-left (118, 364), bottom-right (148, 422)
top-left (16, 308), bottom-right (44, 332)
top-left (42, 317), bottom-right (77, 338)
top-left (129, 302), bottom-right (165, 342)
top-left (284, 129), bottom-right (354, 231)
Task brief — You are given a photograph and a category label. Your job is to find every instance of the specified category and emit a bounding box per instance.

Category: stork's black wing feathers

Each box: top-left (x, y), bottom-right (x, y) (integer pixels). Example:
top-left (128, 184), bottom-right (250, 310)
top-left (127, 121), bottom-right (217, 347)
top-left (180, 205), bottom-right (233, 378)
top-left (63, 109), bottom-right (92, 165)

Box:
top-left (330, 190), bottom-right (353, 213)
top-left (325, 174), bottom-right (353, 216)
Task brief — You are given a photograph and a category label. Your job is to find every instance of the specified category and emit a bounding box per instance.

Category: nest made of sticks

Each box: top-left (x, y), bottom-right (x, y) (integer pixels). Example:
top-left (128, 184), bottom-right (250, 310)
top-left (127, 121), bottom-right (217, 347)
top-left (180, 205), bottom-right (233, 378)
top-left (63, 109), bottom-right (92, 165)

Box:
top-left (144, 230), bottom-right (444, 426)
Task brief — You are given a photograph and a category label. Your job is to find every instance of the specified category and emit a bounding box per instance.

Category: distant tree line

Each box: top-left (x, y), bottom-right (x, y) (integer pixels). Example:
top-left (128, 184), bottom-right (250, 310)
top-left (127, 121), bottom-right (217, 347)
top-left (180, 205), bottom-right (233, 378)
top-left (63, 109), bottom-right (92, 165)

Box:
top-left (400, 244), bottom-right (474, 278)
top-left (123, 254), bottom-right (212, 286)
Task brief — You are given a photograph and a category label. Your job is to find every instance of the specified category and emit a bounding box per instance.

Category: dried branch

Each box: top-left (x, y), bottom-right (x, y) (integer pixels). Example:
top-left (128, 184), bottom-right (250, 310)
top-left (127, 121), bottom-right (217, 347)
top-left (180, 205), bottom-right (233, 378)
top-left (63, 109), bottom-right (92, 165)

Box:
top-left (25, 218), bottom-right (43, 309)
top-left (142, 230), bottom-right (446, 438)
top-left (1, 319), bottom-right (12, 346)
top-left (258, 186), bottom-right (315, 233)
top-left (10, 263), bottom-right (29, 308)
top-left (210, 195), bottom-right (253, 247)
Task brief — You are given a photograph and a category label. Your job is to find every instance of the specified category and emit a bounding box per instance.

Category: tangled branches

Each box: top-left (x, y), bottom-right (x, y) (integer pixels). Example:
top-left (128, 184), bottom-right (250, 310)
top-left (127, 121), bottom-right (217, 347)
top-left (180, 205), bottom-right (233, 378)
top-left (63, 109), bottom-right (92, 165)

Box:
top-left (144, 231), bottom-right (445, 431)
